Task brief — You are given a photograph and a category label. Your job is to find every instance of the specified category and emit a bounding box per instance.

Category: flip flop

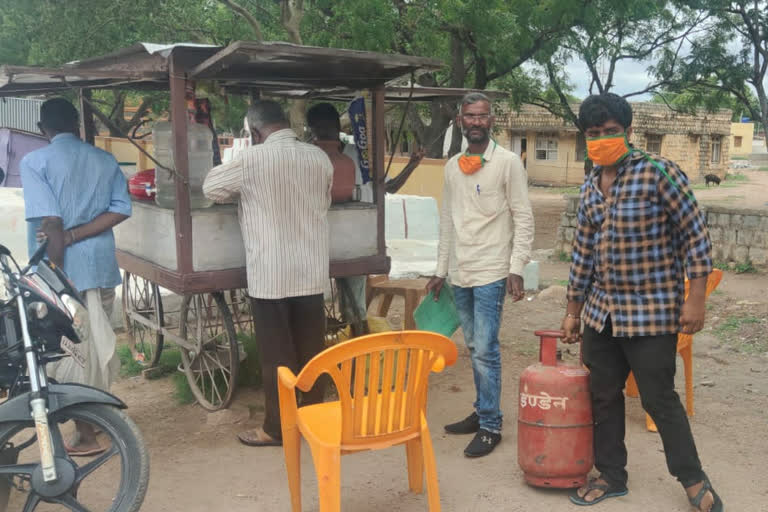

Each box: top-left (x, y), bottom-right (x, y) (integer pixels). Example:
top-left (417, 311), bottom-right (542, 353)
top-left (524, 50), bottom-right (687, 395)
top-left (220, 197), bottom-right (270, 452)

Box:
top-left (688, 475), bottom-right (724, 512)
top-left (237, 428), bottom-right (282, 447)
top-left (570, 478), bottom-right (628, 506)
top-left (66, 445), bottom-right (107, 457)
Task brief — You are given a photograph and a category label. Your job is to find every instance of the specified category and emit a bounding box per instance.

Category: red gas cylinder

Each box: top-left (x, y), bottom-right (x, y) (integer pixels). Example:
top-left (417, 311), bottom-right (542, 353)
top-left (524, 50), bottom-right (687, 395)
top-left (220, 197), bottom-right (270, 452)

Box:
top-left (517, 330), bottom-right (593, 488)
top-left (128, 168), bottom-right (156, 201)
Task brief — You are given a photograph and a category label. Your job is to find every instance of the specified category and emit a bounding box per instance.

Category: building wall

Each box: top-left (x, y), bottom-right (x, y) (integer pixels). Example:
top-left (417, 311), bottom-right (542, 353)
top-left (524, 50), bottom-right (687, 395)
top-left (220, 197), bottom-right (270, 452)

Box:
top-left (730, 122), bottom-right (754, 156)
top-left (388, 156), bottom-right (447, 208)
top-left (522, 131), bottom-right (585, 186)
top-left (502, 102), bottom-right (732, 185)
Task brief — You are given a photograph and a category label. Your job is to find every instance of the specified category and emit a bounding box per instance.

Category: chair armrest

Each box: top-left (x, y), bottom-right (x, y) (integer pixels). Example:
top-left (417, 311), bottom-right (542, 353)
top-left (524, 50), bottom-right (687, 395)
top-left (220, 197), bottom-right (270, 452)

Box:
top-left (431, 355), bottom-right (446, 373)
top-left (278, 366), bottom-right (298, 389)
top-left (277, 366), bottom-right (300, 429)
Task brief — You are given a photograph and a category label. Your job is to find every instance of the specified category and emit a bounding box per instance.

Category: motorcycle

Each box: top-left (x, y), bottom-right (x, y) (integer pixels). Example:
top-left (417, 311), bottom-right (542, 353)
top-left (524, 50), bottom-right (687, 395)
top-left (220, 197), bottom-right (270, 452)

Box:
top-left (0, 233), bottom-right (149, 511)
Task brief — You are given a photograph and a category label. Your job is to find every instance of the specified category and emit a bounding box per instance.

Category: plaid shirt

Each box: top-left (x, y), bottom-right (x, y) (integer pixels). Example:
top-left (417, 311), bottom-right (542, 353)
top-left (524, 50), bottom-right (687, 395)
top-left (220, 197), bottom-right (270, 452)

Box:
top-left (567, 150), bottom-right (712, 337)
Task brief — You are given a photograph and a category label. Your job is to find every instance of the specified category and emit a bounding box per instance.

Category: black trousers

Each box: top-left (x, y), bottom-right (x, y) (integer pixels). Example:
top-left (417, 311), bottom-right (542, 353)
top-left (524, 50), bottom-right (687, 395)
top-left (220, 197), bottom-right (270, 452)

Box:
top-left (250, 294), bottom-right (327, 440)
top-left (582, 317), bottom-right (705, 489)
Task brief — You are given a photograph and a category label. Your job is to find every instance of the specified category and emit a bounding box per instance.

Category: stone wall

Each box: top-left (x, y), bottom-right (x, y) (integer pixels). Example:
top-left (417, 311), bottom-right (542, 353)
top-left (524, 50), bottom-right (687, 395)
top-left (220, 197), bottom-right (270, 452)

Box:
top-left (556, 196), bottom-right (768, 266)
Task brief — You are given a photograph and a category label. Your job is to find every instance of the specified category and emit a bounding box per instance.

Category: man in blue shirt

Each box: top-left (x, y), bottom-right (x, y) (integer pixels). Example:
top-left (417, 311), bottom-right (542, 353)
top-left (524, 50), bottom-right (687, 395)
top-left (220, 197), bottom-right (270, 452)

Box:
top-left (21, 97), bottom-right (132, 456)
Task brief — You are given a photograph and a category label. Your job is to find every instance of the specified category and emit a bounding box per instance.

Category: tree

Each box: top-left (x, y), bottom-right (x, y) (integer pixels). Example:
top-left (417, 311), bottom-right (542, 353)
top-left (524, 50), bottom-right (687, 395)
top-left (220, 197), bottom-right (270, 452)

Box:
top-left (301, 0), bottom-right (592, 157)
top-left (513, 0), bottom-right (711, 131)
top-left (0, 0), bottom-right (261, 136)
top-left (649, 84), bottom-right (761, 121)
top-left (656, 0), bottom-right (768, 147)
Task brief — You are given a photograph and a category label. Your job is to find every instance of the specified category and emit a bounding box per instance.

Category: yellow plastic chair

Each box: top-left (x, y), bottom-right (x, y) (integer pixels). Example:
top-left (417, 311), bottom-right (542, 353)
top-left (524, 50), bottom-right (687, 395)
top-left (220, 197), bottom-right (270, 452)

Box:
top-left (626, 269), bottom-right (723, 431)
top-left (277, 330), bottom-right (458, 512)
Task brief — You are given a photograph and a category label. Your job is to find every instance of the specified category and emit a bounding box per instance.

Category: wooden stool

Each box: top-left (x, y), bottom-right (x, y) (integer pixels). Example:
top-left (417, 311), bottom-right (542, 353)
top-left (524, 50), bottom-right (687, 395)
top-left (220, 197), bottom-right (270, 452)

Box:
top-left (366, 277), bottom-right (428, 330)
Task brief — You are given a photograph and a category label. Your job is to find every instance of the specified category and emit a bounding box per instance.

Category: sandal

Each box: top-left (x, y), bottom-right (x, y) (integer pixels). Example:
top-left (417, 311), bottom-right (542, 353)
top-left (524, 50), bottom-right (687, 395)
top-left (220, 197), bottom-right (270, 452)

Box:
top-left (688, 475), bottom-right (724, 512)
top-left (237, 428), bottom-right (282, 447)
top-left (569, 477), bottom-right (628, 506)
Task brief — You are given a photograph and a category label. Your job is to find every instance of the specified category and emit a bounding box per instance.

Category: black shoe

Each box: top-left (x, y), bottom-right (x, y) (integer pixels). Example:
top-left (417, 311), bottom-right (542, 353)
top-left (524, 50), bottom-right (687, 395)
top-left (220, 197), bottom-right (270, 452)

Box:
top-left (444, 412), bottom-right (479, 434)
top-left (463, 429), bottom-right (501, 458)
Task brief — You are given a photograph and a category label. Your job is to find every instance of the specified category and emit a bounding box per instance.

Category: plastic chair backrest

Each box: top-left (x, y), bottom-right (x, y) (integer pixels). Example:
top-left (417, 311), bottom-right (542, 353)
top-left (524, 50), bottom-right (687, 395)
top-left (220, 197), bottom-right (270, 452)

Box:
top-left (678, 269), bottom-right (723, 348)
top-left (294, 331), bottom-right (457, 449)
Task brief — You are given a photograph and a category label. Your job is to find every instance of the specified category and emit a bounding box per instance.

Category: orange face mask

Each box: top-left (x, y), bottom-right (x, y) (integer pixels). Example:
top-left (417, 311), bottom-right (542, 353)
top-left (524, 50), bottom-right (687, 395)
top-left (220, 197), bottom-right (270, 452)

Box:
top-left (458, 154), bottom-right (484, 174)
top-left (586, 134), bottom-right (631, 166)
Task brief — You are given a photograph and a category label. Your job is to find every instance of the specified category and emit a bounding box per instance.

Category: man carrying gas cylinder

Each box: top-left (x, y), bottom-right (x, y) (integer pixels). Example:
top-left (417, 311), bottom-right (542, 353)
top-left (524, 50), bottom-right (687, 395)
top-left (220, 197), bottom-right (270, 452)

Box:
top-left (561, 93), bottom-right (723, 511)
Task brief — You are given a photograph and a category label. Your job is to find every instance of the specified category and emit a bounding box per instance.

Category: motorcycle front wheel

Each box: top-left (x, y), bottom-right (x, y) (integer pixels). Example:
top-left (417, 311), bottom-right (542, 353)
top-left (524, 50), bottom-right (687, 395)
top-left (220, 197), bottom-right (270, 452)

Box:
top-left (0, 403), bottom-right (149, 512)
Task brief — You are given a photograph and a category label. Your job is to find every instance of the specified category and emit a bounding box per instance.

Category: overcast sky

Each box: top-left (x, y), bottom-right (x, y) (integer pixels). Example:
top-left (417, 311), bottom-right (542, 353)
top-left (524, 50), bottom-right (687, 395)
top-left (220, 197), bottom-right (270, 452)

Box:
top-left (564, 58), bottom-right (656, 100)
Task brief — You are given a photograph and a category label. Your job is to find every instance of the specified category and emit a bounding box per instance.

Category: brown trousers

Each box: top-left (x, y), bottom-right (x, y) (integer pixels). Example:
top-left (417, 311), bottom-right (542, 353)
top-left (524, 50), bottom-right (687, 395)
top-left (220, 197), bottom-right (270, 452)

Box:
top-left (249, 294), bottom-right (327, 439)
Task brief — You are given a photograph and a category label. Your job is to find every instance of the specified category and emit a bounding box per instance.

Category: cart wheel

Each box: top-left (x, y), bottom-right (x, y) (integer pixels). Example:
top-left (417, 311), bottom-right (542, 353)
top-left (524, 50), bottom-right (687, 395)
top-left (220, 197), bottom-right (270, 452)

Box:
top-left (179, 292), bottom-right (240, 411)
top-left (324, 279), bottom-right (348, 346)
top-left (122, 272), bottom-right (164, 367)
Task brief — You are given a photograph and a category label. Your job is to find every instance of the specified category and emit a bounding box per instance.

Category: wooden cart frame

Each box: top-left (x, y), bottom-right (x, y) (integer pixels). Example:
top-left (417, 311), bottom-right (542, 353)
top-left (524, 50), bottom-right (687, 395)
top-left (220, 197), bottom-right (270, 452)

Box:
top-left (0, 42), bottom-right (440, 410)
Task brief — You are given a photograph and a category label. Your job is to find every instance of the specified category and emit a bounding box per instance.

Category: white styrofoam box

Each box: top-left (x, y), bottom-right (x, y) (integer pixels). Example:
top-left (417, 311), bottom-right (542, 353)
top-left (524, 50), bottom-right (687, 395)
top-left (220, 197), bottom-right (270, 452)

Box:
top-left (387, 239), bottom-right (438, 280)
top-left (385, 194), bottom-right (439, 241)
top-left (522, 260), bottom-right (539, 291)
top-left (115, 201), bottom-right (378, 272)
top-left (0, 188), bottom-right (30, 262)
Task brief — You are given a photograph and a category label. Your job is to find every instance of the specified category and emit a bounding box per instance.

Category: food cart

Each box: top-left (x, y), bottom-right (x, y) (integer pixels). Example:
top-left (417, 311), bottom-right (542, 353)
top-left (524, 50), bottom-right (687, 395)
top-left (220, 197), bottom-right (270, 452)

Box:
top-left (0, 41), bottom-right (441, 410)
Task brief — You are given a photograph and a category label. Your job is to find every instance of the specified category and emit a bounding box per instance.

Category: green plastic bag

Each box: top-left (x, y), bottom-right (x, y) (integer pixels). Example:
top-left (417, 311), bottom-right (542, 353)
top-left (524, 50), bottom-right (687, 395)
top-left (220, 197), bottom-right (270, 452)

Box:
top-left (413, 285), bottom-right (461, 337)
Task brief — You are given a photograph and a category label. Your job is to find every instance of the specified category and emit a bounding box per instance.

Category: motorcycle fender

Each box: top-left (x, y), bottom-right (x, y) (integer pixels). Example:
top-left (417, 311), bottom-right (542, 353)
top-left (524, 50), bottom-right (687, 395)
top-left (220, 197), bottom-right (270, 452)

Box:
top-left (0, 383), bottom-right (126, 423)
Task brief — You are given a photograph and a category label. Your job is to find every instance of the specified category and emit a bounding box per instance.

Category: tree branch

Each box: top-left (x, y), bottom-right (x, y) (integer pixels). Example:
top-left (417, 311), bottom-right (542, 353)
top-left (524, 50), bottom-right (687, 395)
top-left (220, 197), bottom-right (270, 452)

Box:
top-left (218, 0), bottom-right (264, 41)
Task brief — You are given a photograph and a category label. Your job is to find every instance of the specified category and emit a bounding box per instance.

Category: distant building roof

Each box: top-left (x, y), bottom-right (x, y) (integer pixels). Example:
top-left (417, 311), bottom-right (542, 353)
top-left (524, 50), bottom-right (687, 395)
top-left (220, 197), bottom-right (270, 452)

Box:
top-left (500, 102), bottom-right (732, 136)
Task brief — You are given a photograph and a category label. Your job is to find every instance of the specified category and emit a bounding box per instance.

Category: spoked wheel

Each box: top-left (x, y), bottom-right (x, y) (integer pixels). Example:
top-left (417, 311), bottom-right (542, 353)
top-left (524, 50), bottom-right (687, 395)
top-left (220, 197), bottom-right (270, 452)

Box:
top-left (122, 272), bottom-right (164, 367)
top-left (1, 403), bottom-right (149, 512)
top-left (178, 292), bottom-right (240, 411)
top-left (324, 279), bottom-right (348, 346)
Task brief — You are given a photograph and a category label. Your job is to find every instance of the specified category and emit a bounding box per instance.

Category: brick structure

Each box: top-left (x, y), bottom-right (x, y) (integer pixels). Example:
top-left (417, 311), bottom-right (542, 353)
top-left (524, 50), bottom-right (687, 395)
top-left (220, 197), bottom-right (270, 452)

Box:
top-left (556, 196), bottom-right (768, 267)
top-left (496, 103), bottom-right (732, 186)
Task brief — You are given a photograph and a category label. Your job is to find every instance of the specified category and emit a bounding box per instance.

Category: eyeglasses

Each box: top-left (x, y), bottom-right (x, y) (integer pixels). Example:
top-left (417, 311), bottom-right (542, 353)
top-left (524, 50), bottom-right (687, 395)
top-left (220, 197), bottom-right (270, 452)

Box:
top-left (461, 113), bottom-right (491, 121)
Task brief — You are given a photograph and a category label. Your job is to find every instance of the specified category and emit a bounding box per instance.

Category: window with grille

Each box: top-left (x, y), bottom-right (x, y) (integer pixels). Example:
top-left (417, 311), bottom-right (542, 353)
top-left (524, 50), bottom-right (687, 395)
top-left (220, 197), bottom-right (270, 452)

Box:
top-left (711, 137), bottom-right (722, 163)
top-left (535, 137), bottom-right (558, 161)
top-left (646, 134), bottom-right (663, 154)
top-left (734, 136), bottom-right (743, 148)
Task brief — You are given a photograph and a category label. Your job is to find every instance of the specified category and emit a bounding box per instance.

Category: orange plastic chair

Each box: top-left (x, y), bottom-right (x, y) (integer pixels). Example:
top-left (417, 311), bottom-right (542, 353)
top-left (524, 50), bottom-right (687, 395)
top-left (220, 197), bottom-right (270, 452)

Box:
top-left (277, 330), bottom-right (458, 512)
top-left (626, 269), bottom-right (723, 431)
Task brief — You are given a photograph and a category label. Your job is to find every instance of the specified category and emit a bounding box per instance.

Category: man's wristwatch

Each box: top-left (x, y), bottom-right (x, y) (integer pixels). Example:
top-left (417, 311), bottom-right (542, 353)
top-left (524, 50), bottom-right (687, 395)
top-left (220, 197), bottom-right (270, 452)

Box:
top-left (566, 313), bottom-right (580, 321)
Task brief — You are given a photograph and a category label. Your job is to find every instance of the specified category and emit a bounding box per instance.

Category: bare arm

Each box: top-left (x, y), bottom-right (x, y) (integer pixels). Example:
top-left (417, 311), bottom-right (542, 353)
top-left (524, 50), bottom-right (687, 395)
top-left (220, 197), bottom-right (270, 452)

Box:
top-left (39, 217), bottom-right (66, 267)
top-left (65, 212), bottom-right (129, 246)
top-left (385, 149), bottom-right (426, 194)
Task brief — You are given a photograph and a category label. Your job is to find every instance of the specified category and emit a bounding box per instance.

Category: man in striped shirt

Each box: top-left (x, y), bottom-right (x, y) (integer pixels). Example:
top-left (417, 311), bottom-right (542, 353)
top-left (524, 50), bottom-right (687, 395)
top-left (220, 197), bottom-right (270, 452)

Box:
top-left (562, 93), bottom-right (723, 511)
top-left (203, 101), bottom-right (333, 447)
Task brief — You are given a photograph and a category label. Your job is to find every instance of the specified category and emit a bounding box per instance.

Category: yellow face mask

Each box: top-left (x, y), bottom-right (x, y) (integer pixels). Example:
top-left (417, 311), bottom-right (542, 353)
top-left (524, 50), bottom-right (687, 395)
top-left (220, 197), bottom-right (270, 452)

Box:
top-left (586, 133), bottom-right (631, 166)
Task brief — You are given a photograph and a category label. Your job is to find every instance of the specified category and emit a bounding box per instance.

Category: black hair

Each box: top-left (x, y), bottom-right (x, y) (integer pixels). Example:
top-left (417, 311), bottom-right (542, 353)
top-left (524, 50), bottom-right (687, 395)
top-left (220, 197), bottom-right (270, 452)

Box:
top-left (40, 98), bottom-right (79, 133)
top-left (578, 93), bottom-right (633, 130)
top-left (306, 103), bottom-right (341, 132)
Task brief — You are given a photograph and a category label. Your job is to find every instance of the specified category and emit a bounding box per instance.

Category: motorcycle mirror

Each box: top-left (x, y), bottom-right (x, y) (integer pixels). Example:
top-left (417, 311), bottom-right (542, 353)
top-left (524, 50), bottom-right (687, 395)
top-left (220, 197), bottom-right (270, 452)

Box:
top-left (0, 167), bottom-right (5, 185)
top-left (26, 239), bottom-right (49, 269)
top-left (0, 244), bottom-right (9, 257)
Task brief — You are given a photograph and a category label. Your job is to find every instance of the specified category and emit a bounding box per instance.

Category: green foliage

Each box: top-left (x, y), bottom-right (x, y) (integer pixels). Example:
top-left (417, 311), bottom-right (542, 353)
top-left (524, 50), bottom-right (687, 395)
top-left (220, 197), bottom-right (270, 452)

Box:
top-left (714, 314), bottom-right (766, 354)
top-left (713, 260), bottom-right (758, 273)
top-left (726, 172), bottom-right (749, 182)
top-left (654, 0), bottom-right (768, 144)
top-left (117, 345), bottom-right (143, 377)
top-left (557, 251), bottom-right (572, 262)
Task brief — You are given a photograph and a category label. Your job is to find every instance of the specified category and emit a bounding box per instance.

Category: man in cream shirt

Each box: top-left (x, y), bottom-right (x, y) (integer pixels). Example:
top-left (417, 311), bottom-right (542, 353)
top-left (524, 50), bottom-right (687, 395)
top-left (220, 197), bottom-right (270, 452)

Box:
top-left (427, 92), bottom-right (534, 457)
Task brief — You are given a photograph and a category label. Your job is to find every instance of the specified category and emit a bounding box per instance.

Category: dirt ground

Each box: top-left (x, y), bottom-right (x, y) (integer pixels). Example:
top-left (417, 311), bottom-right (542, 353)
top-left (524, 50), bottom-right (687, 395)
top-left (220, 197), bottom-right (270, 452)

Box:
top-left (79, 172), bottom-right (768, 511)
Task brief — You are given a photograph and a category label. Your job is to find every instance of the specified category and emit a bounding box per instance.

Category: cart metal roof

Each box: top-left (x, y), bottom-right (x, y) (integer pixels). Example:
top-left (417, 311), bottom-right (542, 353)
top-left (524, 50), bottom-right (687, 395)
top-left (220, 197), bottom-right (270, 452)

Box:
top-left (272, 85), bottom-right (508, 102)
top-left (0, 41), bottom-right (443, 97)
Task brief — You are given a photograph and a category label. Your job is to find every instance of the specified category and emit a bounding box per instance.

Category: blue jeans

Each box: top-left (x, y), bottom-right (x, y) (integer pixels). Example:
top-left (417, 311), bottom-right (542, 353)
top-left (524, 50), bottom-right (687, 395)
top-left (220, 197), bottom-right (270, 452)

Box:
top-left (452, 278), bottom-right (506, 433)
